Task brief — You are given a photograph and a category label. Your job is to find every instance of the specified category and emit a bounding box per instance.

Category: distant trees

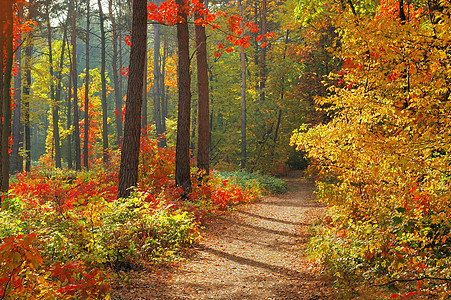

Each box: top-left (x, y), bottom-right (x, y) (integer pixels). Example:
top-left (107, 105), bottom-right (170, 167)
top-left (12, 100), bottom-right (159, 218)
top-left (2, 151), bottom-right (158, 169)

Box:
top-left (1, 0), bottom-right (325, 195)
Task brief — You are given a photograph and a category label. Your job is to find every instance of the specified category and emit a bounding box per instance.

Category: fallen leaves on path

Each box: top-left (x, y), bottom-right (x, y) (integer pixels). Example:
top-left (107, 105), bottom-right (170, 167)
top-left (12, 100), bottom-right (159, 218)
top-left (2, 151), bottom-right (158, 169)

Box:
top-left (112, 175), bottom-right (332, 299)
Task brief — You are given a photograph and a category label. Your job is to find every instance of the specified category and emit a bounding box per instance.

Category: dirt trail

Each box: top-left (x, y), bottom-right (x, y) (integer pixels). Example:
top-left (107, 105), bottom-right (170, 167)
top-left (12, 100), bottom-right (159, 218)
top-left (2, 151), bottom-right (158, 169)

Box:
top-left (113, 175), bottom-right (330, 299)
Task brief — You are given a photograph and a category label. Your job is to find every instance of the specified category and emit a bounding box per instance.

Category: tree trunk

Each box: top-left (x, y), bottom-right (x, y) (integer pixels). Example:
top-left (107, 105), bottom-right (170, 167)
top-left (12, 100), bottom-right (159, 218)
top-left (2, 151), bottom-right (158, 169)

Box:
top-left (272, 30), bottom-right (289, 148)
top-left (67, 46), bottom-right (73, 169)
top-left (142, 47), bottom-right (148, 132)
top-left (23, 5), bottom-right (33, 172)
top-left (0, 0), bottom-right (14, 193)
top-left (109, 0), bottom-right (123, 146)
top-left (98, 0), bottom-right (110, 164)
top-left (175, 0), bottom-right (192, 196)
top-left (238, 0), bottom-right (246, 170)
top-left (117, 0), bottom-right (147, 198)
top-left (71, 0), bottom-right (82, 170)
top-left (54, 17), bottom-right (68, 168)
top-left (253, 1), bottom-right (259, 91)
top-left (83, 1), bottom-right (90, 169)
top-left (47, 5), bottom-right (62, 168)
top-left (11, 3), bottom-right (23, 174)
top-left (259, 0), bottom-right (267, 103)
top-left (195, 6), bottom-right (210, 177)
top-left (160, 39), bottom-right (168, 146)
top-left (153, 23), bottom-right (163, 142)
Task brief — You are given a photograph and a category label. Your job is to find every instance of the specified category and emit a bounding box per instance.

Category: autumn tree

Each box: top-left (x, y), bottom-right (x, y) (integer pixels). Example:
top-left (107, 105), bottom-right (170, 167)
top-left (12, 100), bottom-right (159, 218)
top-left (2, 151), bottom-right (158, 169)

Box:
top-left (291, 0), bottom-right (451, 290)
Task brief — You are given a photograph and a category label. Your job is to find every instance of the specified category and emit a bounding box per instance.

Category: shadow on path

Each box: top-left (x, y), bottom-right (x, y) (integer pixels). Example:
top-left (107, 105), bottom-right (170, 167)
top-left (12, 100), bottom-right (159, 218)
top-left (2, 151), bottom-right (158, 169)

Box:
top-left (236, 209), bottom-right (304, 226)
top-left (199, 245), bottom-right (305, 278)
top-left (216, 216), bottom-right (303, 238)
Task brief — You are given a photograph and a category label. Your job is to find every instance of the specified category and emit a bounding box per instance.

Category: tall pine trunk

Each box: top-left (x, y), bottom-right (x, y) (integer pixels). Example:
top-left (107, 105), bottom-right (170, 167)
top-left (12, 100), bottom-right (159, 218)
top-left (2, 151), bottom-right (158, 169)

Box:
top-left (11, 3), bottom-right (23, 174)
top-left (259, 0), bottom-right (267, 103)
top-left (47, 5), bottom-right (62, 168)
top-left (175, 0), bottom-right (192, 196)
top-left (160, 39), bottom-right (168, 146)
top-left (67, 47), bottom-right (73, 169)
top-left (238, 0), bottom-right (246, 170)
top-left (54, 17), bottom-right (68, 168)
top-left (142, 48), bottom-right (148, 132)
top-left (98, 0), bottom-right (110, 164)
top-left (152, 23), bottom-right (163, 142)
top-left (0, 0), bottom-right (14, 193)
top-left (23, 4), bottom-right (34, 172)
top-left (117, 0), bottom-right (147, 198)
top-left (71, 0), bottom-right (82, 170)
top-left (83, 1), bottom-right (90, 169)
top-left (272, 30), bottom-right (289, 149)
top-left (109, 0), bottom-right (123, 146)
top-left (195, 3), bottom-right (210, 177)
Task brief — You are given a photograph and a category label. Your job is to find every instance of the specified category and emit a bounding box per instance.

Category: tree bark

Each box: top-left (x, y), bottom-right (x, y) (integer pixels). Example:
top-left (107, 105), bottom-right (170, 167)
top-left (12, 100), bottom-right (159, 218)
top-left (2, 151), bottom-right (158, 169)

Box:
top-left (98, 0), bottom-right (110, 164)
top-left (109, 0), bottom-right (123, 146)
top-left (153, 23), bottom-right (163, 142)
top-left (54, 17), bottom-right (68, 168)
top-left (67, 45), bottom-right (73, 169)
top-left (175, 0), bottom-right (192, 196)
top-left (238, 0), bottom-right (246, 170)
top-left (195, 4), bottom-right (210, 177)
top-left (0, 0), bottom-right (14, 193)
top-left (117, 0), bottom-right (147, 198)
top-left (83, 1), bottom-right (90, 169)
top-left (142, 47), bottom-right (148, 132)
top-left (272, 30), bottom-right (289, 147)
top-left (160, 38), bottom-right (168, 146)
top-left (23, 4), bottom-right (33, 172)
top-left (259, 0), bottom-right (267, 103)
top-left (71, 0), bottom-right (82, 170)
top-left (47, 5), bottom-right (62, 168)
top-left (11, 3), bottom-right (23, 174)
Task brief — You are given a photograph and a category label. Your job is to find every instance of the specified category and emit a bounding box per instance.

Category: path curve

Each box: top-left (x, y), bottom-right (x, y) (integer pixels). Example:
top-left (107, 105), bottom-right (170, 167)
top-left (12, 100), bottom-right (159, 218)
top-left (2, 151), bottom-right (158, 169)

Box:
top-left (113, 175), bottom-right (330, 299)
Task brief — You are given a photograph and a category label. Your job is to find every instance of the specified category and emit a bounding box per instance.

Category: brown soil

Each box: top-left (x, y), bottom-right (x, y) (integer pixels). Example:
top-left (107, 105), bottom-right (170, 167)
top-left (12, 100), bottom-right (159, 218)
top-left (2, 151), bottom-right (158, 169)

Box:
top-left (112, 175), bottom-right (331, 299)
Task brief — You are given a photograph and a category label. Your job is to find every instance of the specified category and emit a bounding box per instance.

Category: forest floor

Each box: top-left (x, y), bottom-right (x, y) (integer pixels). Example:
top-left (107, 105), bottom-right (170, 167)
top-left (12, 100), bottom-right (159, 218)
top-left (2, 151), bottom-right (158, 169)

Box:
top-left (111, 172), bottom-right (332, 299)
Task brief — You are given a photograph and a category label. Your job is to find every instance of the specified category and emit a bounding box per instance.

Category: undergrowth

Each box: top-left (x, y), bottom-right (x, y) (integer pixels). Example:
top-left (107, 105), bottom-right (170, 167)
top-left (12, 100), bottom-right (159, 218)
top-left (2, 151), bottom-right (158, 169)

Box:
top-left (0, 128), bottom-right (285, 299)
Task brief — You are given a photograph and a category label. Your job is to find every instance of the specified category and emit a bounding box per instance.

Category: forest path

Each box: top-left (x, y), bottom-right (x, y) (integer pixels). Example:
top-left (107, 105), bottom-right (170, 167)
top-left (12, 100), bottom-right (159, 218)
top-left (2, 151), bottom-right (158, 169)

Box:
top-left (113, 173), bottom-right (330, 299)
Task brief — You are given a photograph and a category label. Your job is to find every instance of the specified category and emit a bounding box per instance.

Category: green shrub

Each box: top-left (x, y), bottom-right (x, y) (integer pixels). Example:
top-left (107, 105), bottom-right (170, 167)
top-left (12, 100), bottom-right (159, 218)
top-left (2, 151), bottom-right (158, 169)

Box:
top-left (215, 170), bottom-right (288, 194)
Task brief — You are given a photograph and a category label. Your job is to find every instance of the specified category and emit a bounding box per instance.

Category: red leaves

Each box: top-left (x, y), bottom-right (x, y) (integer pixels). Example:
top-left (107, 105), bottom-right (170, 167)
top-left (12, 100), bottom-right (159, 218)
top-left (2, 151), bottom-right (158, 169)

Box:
top-left (124, 35), bottom-right (131, 46)
top-left (119, 66), bottom-right (129, 77)
top-left (147, 0), bottom-right (272, 59)
top-left (390, 291), bottom-right (419, 299)
top-left (264, 32), bottom-right (275, 39)
top-left (245, 21), bottom-right (259, 33)
top-left (148, 0), bottom-right (180, 25)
